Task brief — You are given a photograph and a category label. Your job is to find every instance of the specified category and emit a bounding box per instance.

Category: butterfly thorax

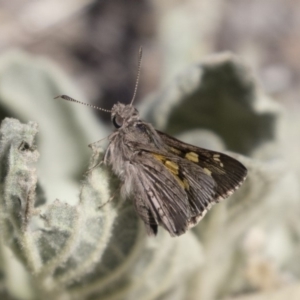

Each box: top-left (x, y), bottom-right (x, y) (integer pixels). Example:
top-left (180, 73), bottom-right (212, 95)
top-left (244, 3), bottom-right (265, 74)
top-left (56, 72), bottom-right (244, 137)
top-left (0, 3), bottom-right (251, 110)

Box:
top-left (105, 103), bottom-right (166, 183)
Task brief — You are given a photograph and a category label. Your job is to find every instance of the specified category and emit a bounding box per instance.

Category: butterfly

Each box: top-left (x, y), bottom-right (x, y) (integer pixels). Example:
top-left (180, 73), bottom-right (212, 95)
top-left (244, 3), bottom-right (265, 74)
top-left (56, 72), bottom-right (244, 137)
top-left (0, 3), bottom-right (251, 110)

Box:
top-left (56, 48), bottom-right (247, 237)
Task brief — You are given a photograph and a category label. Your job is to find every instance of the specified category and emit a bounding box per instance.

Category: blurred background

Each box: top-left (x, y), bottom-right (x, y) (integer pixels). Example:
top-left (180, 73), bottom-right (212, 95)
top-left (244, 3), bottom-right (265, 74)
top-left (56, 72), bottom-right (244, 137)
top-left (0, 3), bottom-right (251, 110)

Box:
top-left (1, 0), bottom-right (299, 117)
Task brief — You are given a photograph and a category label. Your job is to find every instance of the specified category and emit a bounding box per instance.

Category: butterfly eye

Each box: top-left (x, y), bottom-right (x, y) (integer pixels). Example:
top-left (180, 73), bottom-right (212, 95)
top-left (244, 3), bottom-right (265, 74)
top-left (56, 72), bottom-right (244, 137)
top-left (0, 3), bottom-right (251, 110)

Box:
top-left (113, 114), bottom-right (124, 128)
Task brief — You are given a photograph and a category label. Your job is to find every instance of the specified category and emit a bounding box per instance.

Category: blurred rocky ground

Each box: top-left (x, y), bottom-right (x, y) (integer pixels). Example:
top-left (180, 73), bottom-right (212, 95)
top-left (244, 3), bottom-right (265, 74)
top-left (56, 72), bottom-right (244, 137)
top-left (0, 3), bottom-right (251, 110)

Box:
top-left (0, 0), bottom-right (299, 115)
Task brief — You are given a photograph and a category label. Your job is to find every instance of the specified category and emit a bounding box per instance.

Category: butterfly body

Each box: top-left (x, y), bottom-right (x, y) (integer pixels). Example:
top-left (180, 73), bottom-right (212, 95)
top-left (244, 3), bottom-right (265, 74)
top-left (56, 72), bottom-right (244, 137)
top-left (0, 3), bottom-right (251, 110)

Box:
top-left (104, 102), bottom-right (247, 237)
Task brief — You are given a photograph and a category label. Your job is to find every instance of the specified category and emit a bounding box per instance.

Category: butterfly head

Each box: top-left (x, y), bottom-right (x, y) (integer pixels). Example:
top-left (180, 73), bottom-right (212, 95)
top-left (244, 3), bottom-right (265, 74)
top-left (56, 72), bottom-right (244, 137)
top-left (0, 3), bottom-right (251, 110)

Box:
top-left (111, 103), bottom-right (140, 129)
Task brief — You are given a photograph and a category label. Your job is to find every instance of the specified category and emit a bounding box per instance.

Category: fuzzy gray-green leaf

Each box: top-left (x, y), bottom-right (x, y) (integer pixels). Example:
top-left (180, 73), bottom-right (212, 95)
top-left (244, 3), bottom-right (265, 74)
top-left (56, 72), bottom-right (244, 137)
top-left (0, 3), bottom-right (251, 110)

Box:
top-left (142, 53), bottom-right (279, 155)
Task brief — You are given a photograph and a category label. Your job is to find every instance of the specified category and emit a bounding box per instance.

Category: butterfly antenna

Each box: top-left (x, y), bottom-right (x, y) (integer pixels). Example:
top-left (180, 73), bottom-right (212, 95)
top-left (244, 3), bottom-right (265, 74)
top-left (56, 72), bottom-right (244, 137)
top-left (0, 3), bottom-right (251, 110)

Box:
top-left (54, 95), bottom-right (111, 113)
top-left (130, 46), bottom-right (143, 106)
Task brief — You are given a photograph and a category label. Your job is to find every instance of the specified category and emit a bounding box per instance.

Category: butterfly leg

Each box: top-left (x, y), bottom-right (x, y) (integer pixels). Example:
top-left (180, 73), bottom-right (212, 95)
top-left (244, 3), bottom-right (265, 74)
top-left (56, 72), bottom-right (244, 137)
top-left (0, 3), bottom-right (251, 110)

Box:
top-left (97, 182), bottom-right (122, 209)
top-left (85, 160), bottom-right (103, 174)
top-left (85, 139), bottom-right (108, 174)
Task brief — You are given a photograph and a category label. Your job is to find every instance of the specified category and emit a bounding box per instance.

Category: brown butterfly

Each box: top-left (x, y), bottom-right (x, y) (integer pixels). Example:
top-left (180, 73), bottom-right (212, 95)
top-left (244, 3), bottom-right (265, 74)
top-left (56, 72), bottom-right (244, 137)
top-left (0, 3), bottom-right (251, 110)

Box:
top-left (56, 48), bottom-right (247, 236)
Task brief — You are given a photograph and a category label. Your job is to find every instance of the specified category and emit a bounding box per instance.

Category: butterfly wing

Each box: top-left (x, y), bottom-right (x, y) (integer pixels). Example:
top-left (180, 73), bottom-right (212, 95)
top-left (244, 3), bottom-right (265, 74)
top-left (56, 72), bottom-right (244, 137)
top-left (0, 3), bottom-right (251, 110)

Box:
top-left (132, 193), bottom-right (158, 236)
top-left (130, 151), bottom-right (216, 236)
top-left (115, 127), bottom-right (247, 236)
top-left (156, 130), bottom-right (247, 202)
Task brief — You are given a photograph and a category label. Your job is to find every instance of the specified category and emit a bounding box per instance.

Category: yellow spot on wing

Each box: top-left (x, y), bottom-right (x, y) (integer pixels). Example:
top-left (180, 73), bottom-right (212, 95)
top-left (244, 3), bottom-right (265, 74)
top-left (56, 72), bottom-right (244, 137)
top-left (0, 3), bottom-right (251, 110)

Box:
top-left (174, 175), bottom-right (184, 189)
top-left (183, 178), bottom-right (189, 190)
top-left (185, 152), bottom-right (199, 163)
top-left (213, 154), bottom-right (221, 162)
top-left (152, 154), bottom-right (179, 175)
top-left (165, 160), bottom-right (179, 175)
top-left (152, 153), bottom-right (189, 190)
top-left (170, 147), bottom-right (182, 155)
top-left (203, 168), bottom-right (212, 176)
top-left (173, 175), bottom-right (189, 190)
top-left (152, 153), bottom-right (165, 162)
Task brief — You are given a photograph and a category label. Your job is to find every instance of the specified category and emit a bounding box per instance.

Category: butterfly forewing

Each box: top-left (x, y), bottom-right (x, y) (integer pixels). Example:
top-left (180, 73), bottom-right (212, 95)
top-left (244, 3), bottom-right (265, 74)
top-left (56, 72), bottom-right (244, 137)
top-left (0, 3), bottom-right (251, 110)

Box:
top-left (129, 139), bottom-right (234, 235)
top-left (156, 130), bottom-right (248, 202)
